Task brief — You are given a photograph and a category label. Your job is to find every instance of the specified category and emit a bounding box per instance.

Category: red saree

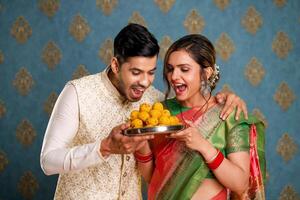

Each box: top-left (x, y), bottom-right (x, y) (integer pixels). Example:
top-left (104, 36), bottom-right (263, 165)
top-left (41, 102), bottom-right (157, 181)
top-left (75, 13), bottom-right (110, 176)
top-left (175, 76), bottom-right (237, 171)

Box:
top-left (148, 98), bottom-right (266, 200)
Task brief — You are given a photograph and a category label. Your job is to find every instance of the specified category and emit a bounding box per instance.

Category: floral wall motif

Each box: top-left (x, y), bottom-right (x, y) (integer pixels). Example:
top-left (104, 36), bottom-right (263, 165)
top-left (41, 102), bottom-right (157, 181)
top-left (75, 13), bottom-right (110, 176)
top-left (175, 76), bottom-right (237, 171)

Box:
top-left (38, 0), bottom-right (60, 18)
top-left (0, 1), bottom-right (299, 199)
top-left (10, 16), bottom-right (32, 44)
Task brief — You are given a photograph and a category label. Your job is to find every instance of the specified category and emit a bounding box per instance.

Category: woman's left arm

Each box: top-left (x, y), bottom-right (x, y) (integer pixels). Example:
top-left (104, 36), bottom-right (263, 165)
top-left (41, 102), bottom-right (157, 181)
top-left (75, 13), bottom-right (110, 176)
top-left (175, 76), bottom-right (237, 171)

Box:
top-left (199, 140), bottom-right (250, 195)
top-left (169, 125), bottom-right (250, 195)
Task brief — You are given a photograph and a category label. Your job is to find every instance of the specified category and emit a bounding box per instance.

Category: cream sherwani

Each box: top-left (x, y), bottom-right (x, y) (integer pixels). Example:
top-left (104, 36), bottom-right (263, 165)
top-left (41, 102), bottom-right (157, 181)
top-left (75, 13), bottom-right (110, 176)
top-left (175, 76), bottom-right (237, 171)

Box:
top-left (40, 68), bottom-right (163, 200)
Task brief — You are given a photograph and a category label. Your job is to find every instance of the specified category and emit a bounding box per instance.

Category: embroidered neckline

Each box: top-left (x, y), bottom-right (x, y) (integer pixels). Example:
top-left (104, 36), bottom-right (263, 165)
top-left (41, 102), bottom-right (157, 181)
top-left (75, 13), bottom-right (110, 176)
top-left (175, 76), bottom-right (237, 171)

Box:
top-left (101, 67), bottom-right (129, 104)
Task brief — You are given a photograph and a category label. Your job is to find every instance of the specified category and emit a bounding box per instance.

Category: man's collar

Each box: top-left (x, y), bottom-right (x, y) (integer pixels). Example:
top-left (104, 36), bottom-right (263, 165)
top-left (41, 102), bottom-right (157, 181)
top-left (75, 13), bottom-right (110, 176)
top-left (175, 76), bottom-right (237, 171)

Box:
top-left (101, 67), bottom-right (128, 103)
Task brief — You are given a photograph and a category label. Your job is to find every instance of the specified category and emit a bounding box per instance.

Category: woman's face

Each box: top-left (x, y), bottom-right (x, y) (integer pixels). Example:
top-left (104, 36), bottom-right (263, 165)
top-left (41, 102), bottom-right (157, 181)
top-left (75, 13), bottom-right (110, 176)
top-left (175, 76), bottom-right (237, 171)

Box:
top-left (166, 50), bottom-right (203, 104)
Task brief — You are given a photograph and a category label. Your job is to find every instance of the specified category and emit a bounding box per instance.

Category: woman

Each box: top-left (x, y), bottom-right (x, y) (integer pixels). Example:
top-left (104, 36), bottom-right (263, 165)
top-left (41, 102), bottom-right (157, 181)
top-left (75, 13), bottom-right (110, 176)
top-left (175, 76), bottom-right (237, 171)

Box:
top-left (135, 34), bottom-right (266, 200)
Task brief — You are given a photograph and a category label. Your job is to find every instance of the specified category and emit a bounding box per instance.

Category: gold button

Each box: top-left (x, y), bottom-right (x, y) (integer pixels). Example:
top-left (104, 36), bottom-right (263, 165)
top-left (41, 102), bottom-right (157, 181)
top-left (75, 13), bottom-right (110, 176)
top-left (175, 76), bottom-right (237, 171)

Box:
top-left (121, 191), bottom-right (125, 196)
top-left (126, 156), bottom-right (130, 161)
top-left (123, 172), bottom-right (127, 177)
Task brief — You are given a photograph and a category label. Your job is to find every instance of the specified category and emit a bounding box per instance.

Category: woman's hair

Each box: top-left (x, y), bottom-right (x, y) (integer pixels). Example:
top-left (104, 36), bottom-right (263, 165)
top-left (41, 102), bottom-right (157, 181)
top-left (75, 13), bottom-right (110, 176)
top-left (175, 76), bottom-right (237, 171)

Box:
top-left (163, 34), bottom-right (220, 99)
top-left (114, 23), bottom-right (159, 65)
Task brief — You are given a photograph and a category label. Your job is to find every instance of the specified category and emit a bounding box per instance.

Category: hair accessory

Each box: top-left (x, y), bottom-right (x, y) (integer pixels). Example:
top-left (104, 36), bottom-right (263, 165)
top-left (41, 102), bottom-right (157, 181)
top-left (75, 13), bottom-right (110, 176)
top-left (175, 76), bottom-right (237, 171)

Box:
top-left (208, 64), bottom-right (220, 88)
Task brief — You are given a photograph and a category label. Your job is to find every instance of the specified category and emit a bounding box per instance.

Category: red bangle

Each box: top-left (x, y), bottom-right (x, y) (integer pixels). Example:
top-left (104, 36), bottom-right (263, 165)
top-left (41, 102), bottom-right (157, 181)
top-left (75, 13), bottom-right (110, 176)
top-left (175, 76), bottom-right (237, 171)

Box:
top-left (134, 151), bottom-right (153, 163)
top-left (206, 150), bottom-right (224, 170)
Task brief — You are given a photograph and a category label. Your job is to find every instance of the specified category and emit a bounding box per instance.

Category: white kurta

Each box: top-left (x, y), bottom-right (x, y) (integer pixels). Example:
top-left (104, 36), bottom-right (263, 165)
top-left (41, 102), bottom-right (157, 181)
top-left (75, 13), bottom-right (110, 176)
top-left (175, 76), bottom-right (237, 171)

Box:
top-left (40, 68), bottom-right (163, 200)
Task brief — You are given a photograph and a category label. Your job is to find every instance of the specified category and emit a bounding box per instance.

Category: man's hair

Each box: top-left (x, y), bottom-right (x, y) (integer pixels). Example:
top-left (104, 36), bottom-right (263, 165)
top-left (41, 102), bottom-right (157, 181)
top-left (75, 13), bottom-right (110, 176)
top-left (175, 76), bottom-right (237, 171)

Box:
top-left (114, 23), bottom-right (159, 64)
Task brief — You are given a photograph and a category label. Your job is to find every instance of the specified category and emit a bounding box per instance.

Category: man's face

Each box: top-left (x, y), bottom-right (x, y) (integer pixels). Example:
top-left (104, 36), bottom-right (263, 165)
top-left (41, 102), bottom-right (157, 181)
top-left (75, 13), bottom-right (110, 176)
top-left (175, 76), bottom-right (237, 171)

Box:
top-left (116, 56), bottom-right (157, 102)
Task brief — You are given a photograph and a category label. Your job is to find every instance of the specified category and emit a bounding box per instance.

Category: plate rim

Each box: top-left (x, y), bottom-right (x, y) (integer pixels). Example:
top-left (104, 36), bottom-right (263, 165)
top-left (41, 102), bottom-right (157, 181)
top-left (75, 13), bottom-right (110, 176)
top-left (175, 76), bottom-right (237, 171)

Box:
top-left (123, 124), bottom-right (185, 136)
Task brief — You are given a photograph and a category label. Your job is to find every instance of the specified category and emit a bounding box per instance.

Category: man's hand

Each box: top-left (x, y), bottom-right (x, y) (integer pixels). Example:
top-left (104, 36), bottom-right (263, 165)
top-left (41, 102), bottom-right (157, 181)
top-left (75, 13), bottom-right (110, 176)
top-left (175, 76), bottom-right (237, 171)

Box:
top-left (100, 123), bottom-right (154, 157)
top-left (215, 92), bottom-right (248, 120)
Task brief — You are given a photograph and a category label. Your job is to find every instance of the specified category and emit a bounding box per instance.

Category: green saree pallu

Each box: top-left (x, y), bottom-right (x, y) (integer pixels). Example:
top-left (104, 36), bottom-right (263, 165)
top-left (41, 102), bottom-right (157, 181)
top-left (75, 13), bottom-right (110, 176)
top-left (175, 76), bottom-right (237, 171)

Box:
top-left (148, 98), bottom-right (266, 200)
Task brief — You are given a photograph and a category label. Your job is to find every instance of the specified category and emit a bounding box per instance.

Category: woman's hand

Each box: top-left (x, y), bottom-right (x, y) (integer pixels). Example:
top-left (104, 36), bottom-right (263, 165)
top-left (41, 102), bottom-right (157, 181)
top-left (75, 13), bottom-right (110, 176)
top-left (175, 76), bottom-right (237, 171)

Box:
top-left (169, 121), bottom-right (218, 160)
top-left (169, 121), bottom-right (205, 151)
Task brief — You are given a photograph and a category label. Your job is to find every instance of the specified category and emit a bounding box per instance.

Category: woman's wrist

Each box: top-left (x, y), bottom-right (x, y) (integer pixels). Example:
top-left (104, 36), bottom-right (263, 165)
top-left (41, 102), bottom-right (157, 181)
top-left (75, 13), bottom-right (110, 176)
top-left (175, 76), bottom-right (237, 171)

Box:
top-left (134, 142), bottom-right (153, 163)
top-left (134, 151), bottom-right (153, 163)
top-left (136, 142), bottom-right (151, 154)
top-left (206, 150), bottom-right (224, 170)
top-left (197, 140), bottom-right (218, 161)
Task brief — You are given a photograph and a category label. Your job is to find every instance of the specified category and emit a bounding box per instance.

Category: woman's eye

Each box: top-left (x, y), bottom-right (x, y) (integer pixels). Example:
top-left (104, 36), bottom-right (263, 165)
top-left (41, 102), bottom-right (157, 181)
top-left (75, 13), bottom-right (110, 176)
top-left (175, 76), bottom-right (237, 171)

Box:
top-left (166, 66), bottom-right (173, 72)
top-left (181, 68), bottom-right (189, 72)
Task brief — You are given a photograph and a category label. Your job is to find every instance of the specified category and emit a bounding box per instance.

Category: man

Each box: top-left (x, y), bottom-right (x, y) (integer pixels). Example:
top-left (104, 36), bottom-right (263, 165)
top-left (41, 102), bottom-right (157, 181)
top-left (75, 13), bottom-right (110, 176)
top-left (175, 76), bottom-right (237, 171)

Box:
top-left (40, 23), bottom-right (247, 199)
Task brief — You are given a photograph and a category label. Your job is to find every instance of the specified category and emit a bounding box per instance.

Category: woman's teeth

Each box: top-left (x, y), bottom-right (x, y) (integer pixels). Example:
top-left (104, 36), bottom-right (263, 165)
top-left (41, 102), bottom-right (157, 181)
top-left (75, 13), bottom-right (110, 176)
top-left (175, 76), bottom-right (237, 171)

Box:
top-left (174, 84), bottom-right (186, 93)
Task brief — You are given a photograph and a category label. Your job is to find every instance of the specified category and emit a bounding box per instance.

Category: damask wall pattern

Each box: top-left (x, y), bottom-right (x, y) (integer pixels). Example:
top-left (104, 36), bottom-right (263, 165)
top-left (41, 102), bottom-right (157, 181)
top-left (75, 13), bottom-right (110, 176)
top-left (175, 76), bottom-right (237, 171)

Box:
top-left (0, 0), bottom-right (299, 199)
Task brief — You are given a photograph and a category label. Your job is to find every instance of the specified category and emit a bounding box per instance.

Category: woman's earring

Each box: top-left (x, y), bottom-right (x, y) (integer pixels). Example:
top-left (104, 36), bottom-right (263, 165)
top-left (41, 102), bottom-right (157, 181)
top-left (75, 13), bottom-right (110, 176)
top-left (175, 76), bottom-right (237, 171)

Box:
top-left (201, 80), bottom-right (211, 96)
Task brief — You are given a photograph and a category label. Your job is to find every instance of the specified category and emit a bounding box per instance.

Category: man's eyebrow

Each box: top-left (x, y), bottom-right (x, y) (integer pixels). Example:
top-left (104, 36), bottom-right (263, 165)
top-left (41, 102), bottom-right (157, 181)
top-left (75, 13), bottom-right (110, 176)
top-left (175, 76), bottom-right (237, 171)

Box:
top-left (150, 67), bottom-right (157, 71)
top-left (129, 67), bottom-right (157, 72)
top-left (129, 67), bottom-right (143, 72)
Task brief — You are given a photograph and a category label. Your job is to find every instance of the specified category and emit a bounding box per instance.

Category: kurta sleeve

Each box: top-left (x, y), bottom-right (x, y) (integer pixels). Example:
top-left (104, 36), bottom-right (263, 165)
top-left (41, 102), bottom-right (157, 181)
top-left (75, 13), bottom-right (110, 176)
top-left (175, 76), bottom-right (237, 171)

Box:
top-left (40, 83), bottom-right (109, 175)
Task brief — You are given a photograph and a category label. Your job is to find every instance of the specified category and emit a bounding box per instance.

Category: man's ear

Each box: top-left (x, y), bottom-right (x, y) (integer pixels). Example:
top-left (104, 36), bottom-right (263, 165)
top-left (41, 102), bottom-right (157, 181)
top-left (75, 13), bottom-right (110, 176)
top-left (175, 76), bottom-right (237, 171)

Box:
top-left (204, 67), bottom-right (213, 79)
top-left (110, 57), bottom-right (119, 74)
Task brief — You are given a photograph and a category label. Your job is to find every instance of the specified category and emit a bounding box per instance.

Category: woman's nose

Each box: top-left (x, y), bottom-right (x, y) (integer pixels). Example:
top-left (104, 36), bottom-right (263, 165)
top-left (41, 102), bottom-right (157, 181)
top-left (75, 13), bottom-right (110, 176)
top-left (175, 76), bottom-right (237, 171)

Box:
top-left (171, 69), bottom-right (180, 81)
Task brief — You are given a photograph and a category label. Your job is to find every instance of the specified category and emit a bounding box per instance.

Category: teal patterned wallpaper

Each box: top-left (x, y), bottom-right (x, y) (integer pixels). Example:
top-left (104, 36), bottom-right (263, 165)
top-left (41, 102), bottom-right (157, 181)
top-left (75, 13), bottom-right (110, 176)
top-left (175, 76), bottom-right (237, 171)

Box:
top-left (0, 0), bottom-right (299, 199)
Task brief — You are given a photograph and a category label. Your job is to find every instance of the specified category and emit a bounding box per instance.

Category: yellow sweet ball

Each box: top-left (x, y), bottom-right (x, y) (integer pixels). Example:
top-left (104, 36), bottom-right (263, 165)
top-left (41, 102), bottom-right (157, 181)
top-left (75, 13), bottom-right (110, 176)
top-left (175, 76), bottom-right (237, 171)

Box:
top-left (149, 109), bottom-right (162, 119)
top-left (131, 118), bottom-right (143, 128)
top-left (145, 124), bottom-right (153, 127)
top-left (128, 102), bottom-right (180, 128)
top-left (169, 116), bottom-right (180, 125)
top-left (159, 115), bottom-right (170, 126)
top-left (152, 102), bottom-right (164, 111)
top-left (146, 117), bottom-right (159, 127)
top-left (140, 103), bottom-right (152, 112)
top-left (130, 110), bottom-right (139, 120)
top-left (138, 111), bottom-right (150, 122)
top-left (161, 109), bottom-right (171, 117)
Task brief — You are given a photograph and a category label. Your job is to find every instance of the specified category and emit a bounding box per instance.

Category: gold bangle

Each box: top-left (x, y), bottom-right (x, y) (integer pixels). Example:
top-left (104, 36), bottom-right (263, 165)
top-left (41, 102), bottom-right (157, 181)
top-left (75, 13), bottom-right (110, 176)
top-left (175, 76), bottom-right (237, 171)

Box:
top-left (205, 149), bottom-right (220, 164)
